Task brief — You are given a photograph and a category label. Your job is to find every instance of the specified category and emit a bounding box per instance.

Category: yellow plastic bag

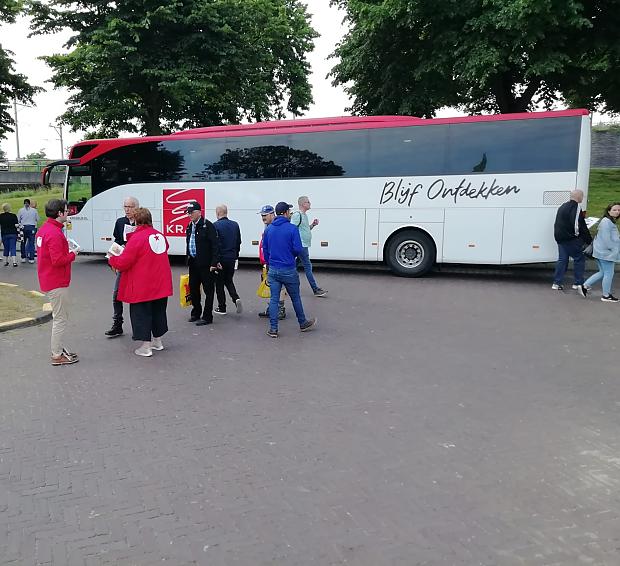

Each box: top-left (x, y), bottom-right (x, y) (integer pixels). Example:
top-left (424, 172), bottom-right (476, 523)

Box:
top-left (256, 266), bottom-right (270, 299)
top-left (179, 273), bottom-right (192, 307)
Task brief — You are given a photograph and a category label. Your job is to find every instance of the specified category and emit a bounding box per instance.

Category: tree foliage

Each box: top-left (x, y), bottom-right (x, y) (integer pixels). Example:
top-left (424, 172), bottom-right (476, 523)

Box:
top-left (0, 0), bottom-right (42, 139)
top-left (330, 0), bottom-right (620, 116)
top-left (28, 0), bottom-right (318, 136)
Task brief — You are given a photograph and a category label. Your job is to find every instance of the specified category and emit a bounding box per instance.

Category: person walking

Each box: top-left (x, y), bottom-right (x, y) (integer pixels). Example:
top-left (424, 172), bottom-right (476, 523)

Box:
top-left (290, 196), bottom-right (327, 297)
top-left (108, 208), bottom-right (173, 356)
top-left (582, 202), bottom-right (620, 302)
top-left (262, 201), bottom-right (316, 338)
top-left (36, 199), bottom-right (79, 365)
top-left (257, 205), bottom-right (286, 320)
top-left (17, 198), bottom-right (39, 263)
top-left (105, 196), bottom-right (139, 337)
top-left (552, 189), bottom-right (592, 295)
top-left (185, 202), bottom-right (220, 326)
top-left (213, 204), bottom-right (242, 315)
top-left (0, 203), bottom-right (19, 267)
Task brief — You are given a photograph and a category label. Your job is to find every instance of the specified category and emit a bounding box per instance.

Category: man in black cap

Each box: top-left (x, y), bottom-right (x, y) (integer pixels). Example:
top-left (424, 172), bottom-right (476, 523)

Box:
top-left (185, 202), bottom-right (220, 325)
top-left (262, 201), bottom-right (316, 338)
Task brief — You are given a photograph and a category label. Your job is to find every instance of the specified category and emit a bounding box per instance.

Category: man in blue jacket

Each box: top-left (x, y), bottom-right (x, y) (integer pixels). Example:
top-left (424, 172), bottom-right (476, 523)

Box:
top-left (262, 202), bottom-right (316, 338)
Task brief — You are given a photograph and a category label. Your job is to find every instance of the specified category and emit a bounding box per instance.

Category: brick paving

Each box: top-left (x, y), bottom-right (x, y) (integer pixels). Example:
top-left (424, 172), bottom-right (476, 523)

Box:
top-left (1, 258), bottom-right (620, 565)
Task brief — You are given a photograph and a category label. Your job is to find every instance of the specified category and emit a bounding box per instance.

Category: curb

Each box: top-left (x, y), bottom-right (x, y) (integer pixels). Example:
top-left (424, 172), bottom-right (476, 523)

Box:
top-left (0, 283), bottom-right (52, 333)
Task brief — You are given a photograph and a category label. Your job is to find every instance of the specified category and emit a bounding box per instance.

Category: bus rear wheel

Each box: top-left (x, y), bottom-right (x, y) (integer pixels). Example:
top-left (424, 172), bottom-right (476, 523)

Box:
top-left (385, 230), bottom-right (436, 277)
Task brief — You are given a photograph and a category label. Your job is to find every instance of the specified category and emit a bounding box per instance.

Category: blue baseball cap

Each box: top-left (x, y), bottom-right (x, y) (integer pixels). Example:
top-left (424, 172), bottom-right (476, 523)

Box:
top-left (258, 205), bottom-right (274, 215)
top-left (275, 202), bottom-right (293, 215)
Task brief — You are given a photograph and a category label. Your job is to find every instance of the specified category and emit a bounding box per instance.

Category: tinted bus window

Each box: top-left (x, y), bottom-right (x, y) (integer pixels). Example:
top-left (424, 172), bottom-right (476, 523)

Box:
top-left (445, 117), bottom-right (581, 174)
top-left (369, 125), bottom-right (448, 177)
top-left (289, 130), bottom-right (368, 177)
top-left (216, 135), bottom-right (292, 180)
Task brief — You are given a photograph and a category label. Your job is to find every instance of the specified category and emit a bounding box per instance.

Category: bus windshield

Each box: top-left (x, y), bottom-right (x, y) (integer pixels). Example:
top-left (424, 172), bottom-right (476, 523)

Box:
top-left (66, 164), bottom-right (92, 214)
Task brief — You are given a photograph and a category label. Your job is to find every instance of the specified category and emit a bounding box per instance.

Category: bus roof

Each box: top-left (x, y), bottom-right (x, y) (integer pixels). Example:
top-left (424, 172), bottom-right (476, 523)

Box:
top-left (69, 109), bottom-right (589, 163)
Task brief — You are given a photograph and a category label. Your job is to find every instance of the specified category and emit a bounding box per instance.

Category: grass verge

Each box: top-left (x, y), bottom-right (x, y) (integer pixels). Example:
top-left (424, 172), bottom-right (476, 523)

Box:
top-left (0, 283), bottom-right (47, 324)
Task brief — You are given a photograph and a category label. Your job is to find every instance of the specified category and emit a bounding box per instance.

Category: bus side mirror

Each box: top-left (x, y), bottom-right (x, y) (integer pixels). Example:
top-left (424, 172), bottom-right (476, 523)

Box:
top-left (41, 167), bottom-right (51, 187)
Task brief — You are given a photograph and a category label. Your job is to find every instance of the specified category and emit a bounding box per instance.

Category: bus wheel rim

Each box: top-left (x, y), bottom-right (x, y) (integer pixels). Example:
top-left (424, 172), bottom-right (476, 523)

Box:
top-left (396, 240), bottom-right (424, 269)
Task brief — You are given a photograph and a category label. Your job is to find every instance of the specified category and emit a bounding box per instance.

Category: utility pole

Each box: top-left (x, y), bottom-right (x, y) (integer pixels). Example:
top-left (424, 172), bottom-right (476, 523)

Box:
top-left (13, 99), bottom-right (20, 160)
top-left (50, 123), bottom-right (64, 158)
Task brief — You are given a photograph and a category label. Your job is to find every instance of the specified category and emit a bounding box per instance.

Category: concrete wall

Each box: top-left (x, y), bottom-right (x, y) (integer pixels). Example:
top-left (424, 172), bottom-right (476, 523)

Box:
top-left (592, 130), bottom-right (620, 168)
top-left (0, 171), bottom-right (65, 185)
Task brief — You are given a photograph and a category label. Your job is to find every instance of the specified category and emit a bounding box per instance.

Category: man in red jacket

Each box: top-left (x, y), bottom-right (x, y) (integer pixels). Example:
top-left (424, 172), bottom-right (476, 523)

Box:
top-left (36, 199), bottom-right (79, 365)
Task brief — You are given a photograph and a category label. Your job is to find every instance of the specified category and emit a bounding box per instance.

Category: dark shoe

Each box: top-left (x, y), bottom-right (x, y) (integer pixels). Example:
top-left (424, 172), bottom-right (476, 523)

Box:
top-left (258, 310), bottom-right (269, 318)
top-left (105, 325), bottom-right (123, 338)
top-left (266, 328), bottom-right (278, 338)
top-left (195, 319), bottom-right (212, 326)
top-left (601, 294), bottom-right (619, 302)
top-left (188, 315), bottom-right (200, 322)
top-left (213, 307), bottom-right (227, 315)
top-left (51, 352), bottom-right (79, 366)
top-left (300, 318), bottom-right (317, 332)
top-left (3, 262), bottom-right (8, 267)
top-left (278, 307), bottom-right (286, 320)
top-left (62, 348), bottom-right (78, 359)
top-left (576, 284), bottom-right (588, 298)
top-left (313, 288), bottom-right (327, 297)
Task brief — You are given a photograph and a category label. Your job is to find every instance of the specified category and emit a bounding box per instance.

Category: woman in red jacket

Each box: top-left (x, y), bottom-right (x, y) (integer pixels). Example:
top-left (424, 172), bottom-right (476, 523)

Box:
top-left (108, 208), bottom-right (173, 357)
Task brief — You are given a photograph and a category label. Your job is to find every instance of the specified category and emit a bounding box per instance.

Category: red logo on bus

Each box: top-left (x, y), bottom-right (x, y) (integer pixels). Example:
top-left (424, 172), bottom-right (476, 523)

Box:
top-left (163, 189), bottom-right (205, 237)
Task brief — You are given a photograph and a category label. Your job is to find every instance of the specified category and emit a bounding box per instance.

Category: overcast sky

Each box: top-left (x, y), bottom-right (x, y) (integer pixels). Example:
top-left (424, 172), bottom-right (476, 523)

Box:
top-left (0, 0), bottom-right (352, 159)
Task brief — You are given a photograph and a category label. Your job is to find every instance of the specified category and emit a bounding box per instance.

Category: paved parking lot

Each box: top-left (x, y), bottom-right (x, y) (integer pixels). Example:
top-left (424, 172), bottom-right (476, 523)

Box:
top-left (1, 257), bottom-right (620, 565)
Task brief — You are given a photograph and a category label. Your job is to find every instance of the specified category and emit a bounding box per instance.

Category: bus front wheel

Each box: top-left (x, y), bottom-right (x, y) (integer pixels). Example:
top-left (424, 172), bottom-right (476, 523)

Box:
top-left (385, 230), bottom-right (436, 277)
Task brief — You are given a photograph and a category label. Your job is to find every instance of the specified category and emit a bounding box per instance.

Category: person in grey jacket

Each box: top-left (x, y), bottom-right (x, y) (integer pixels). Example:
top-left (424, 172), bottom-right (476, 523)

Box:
top-left (583, 202), bottom-right (620, 302)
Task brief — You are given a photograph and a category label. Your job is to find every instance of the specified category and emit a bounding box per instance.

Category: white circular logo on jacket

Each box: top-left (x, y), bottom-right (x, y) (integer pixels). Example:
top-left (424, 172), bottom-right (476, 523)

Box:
top-left (149, 234), bottom-right (166, 254)
top-left (36, 236), bottom-right (42, 248)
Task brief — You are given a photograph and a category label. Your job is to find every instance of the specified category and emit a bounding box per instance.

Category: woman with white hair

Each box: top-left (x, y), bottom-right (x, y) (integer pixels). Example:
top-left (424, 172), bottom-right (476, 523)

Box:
top-left (0, 203), bottom-right (19, 267)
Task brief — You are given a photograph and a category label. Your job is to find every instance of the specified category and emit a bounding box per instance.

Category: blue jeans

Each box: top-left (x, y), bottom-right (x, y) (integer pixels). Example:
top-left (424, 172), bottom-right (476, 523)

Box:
top-left (2, 234), bottom-right (17, 257)
top-left (20, 225), bottom-right (36, 260)
top-left (553, 239), bottom-right (586, 286)
top-left (297, 247), bottom-right (318, 291)
top-left (268, 267), bottom-right (307, 330)
top-left (584, 259), bottom-right (616, 296)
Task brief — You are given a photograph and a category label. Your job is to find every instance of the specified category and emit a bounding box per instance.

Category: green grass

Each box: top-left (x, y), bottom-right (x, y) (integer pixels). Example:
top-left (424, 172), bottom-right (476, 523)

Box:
top-left (587, 168), bottom-right (620, 217)
top-left (0, 283), bottom-right (46, 324)
top-left (0, 187), bottom-right (63, 227)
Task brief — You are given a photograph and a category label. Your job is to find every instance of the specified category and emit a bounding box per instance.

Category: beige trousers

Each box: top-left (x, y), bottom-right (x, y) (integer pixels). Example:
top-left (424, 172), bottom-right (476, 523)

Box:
top-left (48, 287), bottom-right (70, 357)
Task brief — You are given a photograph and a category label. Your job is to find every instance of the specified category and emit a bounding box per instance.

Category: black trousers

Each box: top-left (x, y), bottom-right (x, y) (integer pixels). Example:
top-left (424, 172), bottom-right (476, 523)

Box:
top-left (189, 258), bottom-right (215, 322)
top-left (129, 297), bottom-right (168, 342)
top-left (112, 271), bottom-right (124, 324)
top-left (215, 260), bottom-right (240, 311)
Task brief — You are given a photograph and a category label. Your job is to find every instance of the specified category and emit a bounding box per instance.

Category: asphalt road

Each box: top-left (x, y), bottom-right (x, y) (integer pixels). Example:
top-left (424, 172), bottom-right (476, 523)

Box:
top-left (1, 257), bottom-right (619, 565)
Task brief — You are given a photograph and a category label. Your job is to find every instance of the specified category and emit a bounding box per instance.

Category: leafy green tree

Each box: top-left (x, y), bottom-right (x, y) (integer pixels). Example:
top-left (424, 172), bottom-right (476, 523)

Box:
top-left (0, 0), bottom-right (41, 138)
top-left (29, 0), bottom-right (318, 136)
top-left (25, 149), bottom-right (46, 159)
top-left (0, 147), bottom-right (7, 160)
top-left (330, 0), bottom-right (620, 116)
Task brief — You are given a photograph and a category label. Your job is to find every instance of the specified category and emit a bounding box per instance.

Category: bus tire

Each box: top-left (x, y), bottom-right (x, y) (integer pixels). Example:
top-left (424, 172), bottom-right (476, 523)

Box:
top-left (385, 230), bottom-right (436, 277)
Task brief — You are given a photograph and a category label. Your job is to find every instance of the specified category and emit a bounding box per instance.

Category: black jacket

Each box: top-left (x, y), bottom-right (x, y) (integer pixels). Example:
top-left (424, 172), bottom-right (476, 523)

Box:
top-left (213, 217), bottom-right (241, 261)
top-left (185, 216), bottom-right (220, 267)
top-left (554, 200), bottom-right (592, 244)
top-left (113, 216), bottom-right (134, 246)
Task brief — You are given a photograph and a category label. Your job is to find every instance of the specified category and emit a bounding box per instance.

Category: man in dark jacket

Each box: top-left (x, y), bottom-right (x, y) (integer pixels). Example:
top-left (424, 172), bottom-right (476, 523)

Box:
top-left (262, 201), bottom-right (316, 338)
top-left (186, 202), bottom-right (220, 325)
top-left (105, 196), bottom-right (138, 337)
top-left (213, 204), bottom-right (242, 314)
top-left (553, 189), bottom-right (592, 294)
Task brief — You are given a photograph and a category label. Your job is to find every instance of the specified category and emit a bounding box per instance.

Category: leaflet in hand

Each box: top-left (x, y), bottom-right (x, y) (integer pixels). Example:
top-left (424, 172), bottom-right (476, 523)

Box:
top-left (105, 242), bottom-right (125, 258)
top-left (67, 238), bottom-right (81, 253)
top-left (123, 224), bottom-right (136, 240)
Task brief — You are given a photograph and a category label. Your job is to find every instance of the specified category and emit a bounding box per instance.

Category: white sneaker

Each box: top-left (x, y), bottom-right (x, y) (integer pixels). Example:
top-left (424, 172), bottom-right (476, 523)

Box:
top-left (151, 337), bottom-right (164, 351)
top-left (134, 342), bottom-right (152, 357)
top-left (21, 258), bottom-right (26, 263)
top-left (235, 298), bottom-right (243, 314)
top-left (28, 259), bottom-right (35, 264)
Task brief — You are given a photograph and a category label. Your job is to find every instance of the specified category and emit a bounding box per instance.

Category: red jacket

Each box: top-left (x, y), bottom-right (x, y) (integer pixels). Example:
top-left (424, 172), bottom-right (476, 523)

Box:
top-left (36, 218), bottom-right (76, 292)
top-left (108, 225), bottom-right (173, 303)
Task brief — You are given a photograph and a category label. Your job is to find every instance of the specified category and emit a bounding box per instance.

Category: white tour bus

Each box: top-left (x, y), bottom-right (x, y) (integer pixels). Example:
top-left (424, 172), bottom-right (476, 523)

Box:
top-left (42, 109), bottom-right (591, 276)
